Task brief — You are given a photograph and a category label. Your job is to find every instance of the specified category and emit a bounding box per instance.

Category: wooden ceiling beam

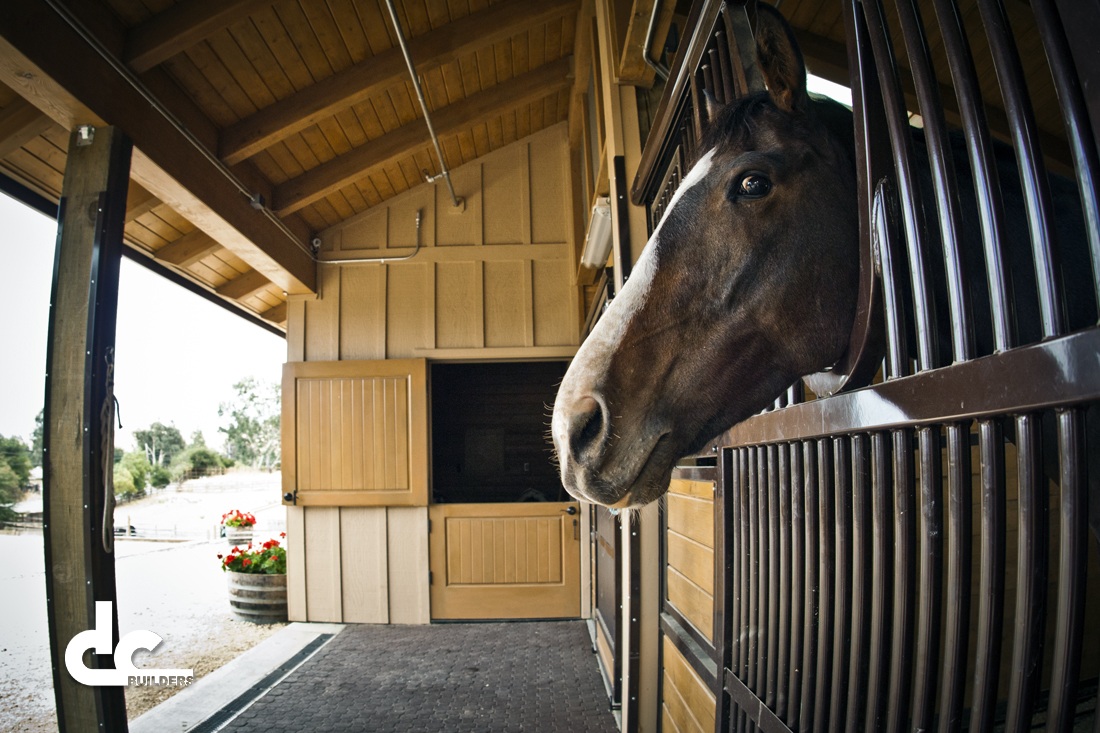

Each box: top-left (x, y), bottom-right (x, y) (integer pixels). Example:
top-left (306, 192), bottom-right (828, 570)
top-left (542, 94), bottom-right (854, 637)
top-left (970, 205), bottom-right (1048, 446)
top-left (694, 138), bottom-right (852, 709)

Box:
top-left (273, 57), bottom-right (573, 215)
top-left (260, 301), bottom-right (287, 325)
top-left (0, 0), bottom-right (316, 294)
top-left (125, 181), bottom-right (159, 221)
top-left (220, 0), bottom-right (579, 165)
top-left (617, 0), bottom-right (675, 85)
top-left (154, 229), bottom-right (221, 268)
top-left (125, 0), bottom-right (271, 73)
top-left (0, 97), bottom-right (56, 158)
top-left (216, 268), bottom-right (270, 300)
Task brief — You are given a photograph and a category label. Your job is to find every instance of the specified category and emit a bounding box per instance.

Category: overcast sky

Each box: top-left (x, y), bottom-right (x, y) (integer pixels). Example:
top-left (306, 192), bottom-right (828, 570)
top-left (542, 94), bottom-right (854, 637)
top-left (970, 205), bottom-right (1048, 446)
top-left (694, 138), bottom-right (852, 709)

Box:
top-left (0, 193), bottom-right (286, 453)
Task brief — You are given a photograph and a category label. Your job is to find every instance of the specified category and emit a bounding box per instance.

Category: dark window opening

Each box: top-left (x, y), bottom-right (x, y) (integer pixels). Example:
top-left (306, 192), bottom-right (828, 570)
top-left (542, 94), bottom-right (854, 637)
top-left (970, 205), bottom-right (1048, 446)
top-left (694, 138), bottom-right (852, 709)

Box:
top-left (431, 361), bottom-right (568, 504)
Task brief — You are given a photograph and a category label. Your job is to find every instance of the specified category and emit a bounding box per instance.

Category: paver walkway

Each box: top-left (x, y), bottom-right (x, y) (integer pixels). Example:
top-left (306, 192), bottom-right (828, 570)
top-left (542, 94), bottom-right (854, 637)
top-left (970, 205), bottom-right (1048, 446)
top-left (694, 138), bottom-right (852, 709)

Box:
top-left (217, 621), bottom-right (618, 733)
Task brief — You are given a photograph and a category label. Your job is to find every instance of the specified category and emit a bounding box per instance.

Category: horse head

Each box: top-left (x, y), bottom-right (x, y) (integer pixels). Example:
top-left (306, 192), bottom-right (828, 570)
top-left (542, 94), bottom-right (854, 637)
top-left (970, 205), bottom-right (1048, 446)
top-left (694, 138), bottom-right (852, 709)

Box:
top-left (552, 6), bottom-right (860, 509)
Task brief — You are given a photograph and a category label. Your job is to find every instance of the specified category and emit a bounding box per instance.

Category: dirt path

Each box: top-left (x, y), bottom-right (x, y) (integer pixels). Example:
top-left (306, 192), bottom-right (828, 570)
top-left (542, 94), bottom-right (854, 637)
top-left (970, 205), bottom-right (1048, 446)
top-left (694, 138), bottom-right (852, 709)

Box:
top-left (0, 472), bottom-right (288, 731)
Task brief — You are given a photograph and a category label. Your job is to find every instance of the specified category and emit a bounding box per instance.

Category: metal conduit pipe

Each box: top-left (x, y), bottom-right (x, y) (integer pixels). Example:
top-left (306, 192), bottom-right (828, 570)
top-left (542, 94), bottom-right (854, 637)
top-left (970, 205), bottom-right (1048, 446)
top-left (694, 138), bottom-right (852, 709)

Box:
top-left (383, 0), bottom-right (464, 209)
top-left (643, 0), bottom-right (670, 82)
top-left (320, 210), bottom-right (423, 264)
top-left (41, 0), bottom-right (316, 262)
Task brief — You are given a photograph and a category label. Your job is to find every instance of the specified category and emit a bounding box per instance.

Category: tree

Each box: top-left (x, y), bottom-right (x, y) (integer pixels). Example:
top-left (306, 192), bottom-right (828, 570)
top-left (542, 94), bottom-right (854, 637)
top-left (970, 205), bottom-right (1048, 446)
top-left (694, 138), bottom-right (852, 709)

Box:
top-left (0, 462), bottom-right (19, 523)
top-left (119, 451), bottom-right (151, 493)
top-left (133, 422), bottom-right (185, 467)
top-left (0, 435), bottom-right (32, 487)
top-left (31, 409), bottom-right (43, 467)
top-left (218, 378), bottom-right (280, 469)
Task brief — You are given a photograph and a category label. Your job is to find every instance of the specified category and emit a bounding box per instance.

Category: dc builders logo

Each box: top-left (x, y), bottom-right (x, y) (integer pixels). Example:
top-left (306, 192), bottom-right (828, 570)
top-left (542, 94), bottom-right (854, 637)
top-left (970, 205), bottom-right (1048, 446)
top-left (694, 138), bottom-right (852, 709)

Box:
top-left (65, 602), bottom-right (195, 687)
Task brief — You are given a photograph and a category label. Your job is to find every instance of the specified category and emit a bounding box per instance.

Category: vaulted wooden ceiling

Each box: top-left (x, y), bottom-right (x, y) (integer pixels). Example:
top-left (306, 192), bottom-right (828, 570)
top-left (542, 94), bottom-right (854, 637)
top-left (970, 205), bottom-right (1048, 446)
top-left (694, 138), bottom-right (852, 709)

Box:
top-left (0, 0), bottom-right (582, 331)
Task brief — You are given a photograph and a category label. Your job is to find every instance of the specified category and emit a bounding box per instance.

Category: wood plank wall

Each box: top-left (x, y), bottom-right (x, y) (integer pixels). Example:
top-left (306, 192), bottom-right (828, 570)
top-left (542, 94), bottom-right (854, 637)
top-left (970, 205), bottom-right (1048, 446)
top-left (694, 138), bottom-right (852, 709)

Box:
top-left (291, 123), bottom-right (580, 363)
top-left (661, 636), bottom-right (717, 733)
top-left (283, 124), bottom-right (581, 624)
top-left (666, 478), bottom-right (716, 642)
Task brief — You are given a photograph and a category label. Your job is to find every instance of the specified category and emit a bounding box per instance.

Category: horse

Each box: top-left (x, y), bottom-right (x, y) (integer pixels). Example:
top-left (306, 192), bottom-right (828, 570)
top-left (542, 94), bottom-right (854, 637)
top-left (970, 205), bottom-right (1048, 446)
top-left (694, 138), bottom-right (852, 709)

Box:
top-left (551, 4), bottom-right (1098, 528)
top-left (552, 5), bottom-right (860, 509)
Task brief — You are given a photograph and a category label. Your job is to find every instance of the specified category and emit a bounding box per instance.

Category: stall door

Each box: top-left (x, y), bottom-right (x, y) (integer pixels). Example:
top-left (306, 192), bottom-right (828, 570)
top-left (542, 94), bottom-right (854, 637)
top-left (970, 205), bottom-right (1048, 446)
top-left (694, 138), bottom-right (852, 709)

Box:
top-left (428, 502), bottom-right (581, 619)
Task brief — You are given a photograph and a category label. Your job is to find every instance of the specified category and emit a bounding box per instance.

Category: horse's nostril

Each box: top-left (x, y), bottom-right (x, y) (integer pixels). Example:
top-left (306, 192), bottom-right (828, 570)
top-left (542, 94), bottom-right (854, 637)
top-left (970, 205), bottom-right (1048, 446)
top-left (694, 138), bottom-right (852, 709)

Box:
top-left (570, 395), bottom-right (606, 459)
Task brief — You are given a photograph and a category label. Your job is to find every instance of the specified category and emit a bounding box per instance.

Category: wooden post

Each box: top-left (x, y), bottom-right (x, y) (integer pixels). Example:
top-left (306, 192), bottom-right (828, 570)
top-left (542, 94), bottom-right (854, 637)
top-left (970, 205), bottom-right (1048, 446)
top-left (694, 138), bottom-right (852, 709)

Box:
top-left (43, 125), bottom-right (132, 732)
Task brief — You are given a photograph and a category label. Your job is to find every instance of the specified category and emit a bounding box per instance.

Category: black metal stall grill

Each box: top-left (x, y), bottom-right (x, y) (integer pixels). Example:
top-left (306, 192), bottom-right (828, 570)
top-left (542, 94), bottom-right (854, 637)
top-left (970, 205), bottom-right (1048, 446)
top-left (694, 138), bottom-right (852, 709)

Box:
top-left (631, 0), bottom-right (1100, 730)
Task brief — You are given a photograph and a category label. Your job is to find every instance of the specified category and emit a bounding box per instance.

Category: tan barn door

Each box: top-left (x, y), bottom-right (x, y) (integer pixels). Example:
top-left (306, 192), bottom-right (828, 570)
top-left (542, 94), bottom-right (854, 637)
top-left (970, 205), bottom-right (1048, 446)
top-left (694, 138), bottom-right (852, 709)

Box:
top-left (429, 502), bottom-right (581, 619)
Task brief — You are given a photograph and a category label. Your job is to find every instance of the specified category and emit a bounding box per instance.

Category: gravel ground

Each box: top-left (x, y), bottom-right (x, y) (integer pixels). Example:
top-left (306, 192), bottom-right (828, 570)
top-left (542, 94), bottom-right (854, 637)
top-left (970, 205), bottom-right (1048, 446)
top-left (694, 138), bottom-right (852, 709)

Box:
top-left (0, 472), bottom-right (288, 732)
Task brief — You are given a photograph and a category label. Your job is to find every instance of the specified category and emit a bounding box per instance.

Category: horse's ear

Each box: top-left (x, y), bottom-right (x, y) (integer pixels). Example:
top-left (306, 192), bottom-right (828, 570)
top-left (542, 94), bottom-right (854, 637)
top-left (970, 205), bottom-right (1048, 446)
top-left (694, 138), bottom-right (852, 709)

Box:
top-left (753, 4), bottom-right (808, 114)
top-left (702, 88), bottom-right (723, 127)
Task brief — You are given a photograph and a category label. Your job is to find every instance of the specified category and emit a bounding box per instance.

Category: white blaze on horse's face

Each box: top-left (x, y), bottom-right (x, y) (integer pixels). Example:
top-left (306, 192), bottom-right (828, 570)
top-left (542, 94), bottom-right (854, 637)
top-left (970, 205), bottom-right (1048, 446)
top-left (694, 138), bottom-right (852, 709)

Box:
top-left (552, 151), bottom-right (717, 508)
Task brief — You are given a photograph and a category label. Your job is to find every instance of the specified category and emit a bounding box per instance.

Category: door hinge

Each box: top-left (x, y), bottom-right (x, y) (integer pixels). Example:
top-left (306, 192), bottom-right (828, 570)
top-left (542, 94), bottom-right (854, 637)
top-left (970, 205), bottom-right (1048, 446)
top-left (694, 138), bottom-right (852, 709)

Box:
top-left (429, 571), bottom-right (434, 585)
top-left (427, 518), bottom-right (432, 533)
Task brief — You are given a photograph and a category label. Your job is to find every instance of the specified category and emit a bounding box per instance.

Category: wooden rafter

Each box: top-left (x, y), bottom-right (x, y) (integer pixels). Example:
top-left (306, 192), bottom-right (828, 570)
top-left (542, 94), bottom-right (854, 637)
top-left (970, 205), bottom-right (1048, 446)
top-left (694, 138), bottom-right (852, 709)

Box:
top-left (216, 267), bottom-right (270, 300)
top-left (125, 0), bottom-right (272, 73)
top-left (0, 96), bottom-right (55, 158)
top-left (154, 229), bottom-right (221, 268)
top-left (0, 0), bottom-right (316, 294)
top-left (219, 0), bottom-right (579, 165)
top-left (124, 181), bottom-right (159, 222)
top-left (260, 301), bottom-right (287, 325)
top-left (274, 57), bottom-right (573, 215)
top-left (617, 0), bottom-right (675, 85)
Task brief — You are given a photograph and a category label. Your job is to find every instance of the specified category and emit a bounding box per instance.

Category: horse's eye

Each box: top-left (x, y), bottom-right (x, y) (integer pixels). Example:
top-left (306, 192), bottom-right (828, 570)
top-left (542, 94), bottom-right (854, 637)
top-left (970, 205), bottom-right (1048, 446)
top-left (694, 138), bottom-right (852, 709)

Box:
top-left (737, 174), bottom-right (772, 198)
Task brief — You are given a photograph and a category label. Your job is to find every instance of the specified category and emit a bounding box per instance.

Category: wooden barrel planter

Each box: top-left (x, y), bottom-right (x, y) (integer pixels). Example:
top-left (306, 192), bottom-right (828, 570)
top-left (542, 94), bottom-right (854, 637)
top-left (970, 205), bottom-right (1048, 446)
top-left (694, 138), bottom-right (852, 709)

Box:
top-left (226, 572), bottom-right (287, 623)
top-left (225, 527), bottom-right (253, 546)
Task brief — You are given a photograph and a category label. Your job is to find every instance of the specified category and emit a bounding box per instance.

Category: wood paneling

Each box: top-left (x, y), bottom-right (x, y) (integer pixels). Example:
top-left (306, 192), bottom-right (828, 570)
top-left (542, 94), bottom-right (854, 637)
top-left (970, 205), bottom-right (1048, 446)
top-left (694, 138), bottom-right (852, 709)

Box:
top-left (666, 479), bottom-right (715, 641)
top-left (303, 506), bottom-right (342, 622)
top-left (339, 507), bottom-right (389, 623)
top-left (388, 506), bottom-right (430, 624)
top-left (286, 505), bottom-right (307, 620)
top-left (428, 502), bottom-right (581, 619)
top-left (661, 637), bottom-right (716, 733)
top-left (282, 359), bottom-right (428, 506)
top-left (301, 126), bottom-right (579, 359)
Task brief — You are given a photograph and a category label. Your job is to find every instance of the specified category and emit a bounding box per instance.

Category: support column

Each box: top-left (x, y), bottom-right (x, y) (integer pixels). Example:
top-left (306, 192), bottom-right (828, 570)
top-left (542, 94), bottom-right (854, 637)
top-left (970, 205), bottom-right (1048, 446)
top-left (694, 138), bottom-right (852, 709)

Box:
top-left (43, 124), bottom-right (132, 732)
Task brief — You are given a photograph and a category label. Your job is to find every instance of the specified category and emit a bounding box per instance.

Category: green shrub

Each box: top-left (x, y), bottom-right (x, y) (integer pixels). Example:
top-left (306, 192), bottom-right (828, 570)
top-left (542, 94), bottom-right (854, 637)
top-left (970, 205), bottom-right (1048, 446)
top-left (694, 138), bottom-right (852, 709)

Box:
top-left (150, 466), bottom-right (171, 488)
top-left (113, 467), bottom-right (143, 500)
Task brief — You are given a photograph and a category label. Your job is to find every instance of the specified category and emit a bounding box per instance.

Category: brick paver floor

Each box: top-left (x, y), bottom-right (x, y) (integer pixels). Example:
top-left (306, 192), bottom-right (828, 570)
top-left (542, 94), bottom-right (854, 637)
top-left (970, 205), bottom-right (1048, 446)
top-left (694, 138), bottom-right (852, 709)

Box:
top-left (218, 620), bottom-right (618, 732)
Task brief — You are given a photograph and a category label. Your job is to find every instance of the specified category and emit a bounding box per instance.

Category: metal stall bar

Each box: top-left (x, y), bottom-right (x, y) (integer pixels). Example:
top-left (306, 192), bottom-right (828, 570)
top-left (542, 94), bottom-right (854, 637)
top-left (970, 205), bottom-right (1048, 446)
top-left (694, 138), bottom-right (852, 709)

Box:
top-left (970, 419), bottom-right (1007, 731)
top-left (1004, 413), bottom-right (1047, 732)
top-left (775, 444), bottom-right (791, 722)
top-left (864, 432), bottom-right (893, 730)
top-left (975, 0), bottom-right (1063, 338)
top-left (927, 0), bottom-right (1014, 352)
top-left (1047, 408), bottom-right (1088, 731)
top-left (828, 438), bottom-right (853, 731)
top-left (812, 440), bottom-right (836, 732)
top-left (938, 423), bottom-right (974, 733)
top-left (860, 0), bottom-right (939, 372)
top-left (845, 435), bottom-right (872, 732)
top-left (1031, 0), bottom-right (1100, 312)
top-left (895, 0), bottom-right (974, 362)
top-left (765, 446), bottom-right (781, 712)
top-left (886, 429), bottom-right (916, 732)
top-left (786, 443), bottom-right (806, 731)
top-left (798, 442), bottom-right (820, 732)
top-left (911, 426), bottom-right (944, 731)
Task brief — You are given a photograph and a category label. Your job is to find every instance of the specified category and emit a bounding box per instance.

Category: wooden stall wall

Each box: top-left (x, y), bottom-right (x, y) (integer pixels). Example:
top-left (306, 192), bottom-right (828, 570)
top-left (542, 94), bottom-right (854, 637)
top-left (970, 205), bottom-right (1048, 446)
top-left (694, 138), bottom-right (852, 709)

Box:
top-left (289, 123), bottom-right (580, 364)
top-left (282, 123), bottom-right (582, 624)
top-left (660, 474), bottom-right (719, 733)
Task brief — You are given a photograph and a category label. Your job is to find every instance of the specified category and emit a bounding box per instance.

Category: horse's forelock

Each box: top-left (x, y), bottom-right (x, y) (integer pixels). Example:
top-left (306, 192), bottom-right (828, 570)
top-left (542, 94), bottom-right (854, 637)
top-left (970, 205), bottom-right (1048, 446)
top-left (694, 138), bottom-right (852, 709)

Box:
top-left (699, 92), bottom-right (852, 166)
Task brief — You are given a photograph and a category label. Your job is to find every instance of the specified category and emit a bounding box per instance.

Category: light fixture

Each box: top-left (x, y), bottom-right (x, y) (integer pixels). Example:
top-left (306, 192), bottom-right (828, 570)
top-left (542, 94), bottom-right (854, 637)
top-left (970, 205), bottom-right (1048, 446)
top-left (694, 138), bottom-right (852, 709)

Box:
top-left (581, 196), bottom-right (613, 269)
